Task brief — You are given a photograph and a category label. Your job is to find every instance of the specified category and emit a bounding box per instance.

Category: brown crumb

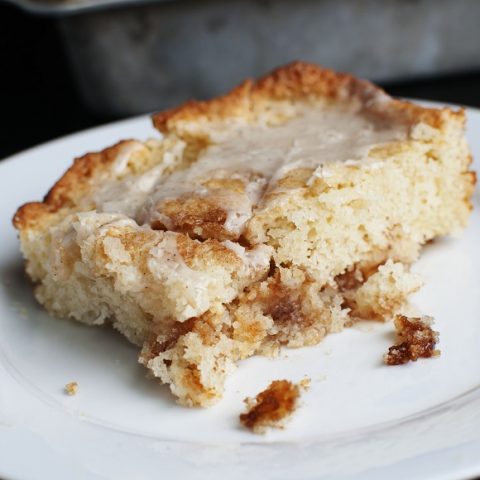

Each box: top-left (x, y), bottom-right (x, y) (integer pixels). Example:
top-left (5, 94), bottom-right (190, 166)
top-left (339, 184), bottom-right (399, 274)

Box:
top-left (65, 381), bottom-right (79, 396)
top-left (239, 379), bottom-right (304, 433)
top-left (384, 315), bottom-right (440, 366)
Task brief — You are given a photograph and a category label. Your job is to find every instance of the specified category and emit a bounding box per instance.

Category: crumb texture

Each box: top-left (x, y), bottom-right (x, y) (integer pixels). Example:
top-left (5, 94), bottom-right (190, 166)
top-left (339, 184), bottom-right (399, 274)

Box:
top-left (13, 62), bottom-right (474, 406)
top-left (385, 315), bottom-right (440, 365)
top-left (239, 380), bottom-right (302, 433)
top-left (65, 381), bottom-right (78, 396)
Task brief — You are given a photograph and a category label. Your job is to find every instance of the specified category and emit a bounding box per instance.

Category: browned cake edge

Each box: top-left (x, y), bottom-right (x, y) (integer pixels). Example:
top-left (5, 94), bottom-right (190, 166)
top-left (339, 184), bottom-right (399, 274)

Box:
top-left (13, 140), bottom-right (135, 231)
top-left (153, 61), bottom-right (465, 134)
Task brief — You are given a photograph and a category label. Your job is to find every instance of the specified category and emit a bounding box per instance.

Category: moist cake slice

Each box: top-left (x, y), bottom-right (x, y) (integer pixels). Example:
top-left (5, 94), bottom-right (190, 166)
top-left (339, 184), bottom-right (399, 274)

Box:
top-left (13, 62), bottom-right (475, 406)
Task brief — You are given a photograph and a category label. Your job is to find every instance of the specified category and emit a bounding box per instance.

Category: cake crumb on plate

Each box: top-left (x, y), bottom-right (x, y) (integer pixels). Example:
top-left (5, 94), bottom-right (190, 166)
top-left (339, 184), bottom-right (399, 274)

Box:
top-left (65, 381), bottom-right (79, 396)
top-left (385, 315), bottom-right (440, 365)
top-left (240, 379), bottom-right (309, 433)
top-left (299, 377), bottom-right (311, 389)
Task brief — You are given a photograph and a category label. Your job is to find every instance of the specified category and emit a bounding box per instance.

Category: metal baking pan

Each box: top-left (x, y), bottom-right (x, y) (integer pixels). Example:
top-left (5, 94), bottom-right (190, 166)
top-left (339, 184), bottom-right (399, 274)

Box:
top-left (6, 0), bottom-right (480, 116)
top-left (3, 0), bottom-right (170, 16)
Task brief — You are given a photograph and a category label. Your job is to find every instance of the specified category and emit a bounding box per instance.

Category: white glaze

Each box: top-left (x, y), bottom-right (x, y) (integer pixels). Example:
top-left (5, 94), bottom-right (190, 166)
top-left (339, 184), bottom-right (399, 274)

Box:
top-left (139, 104), bottom-right (407, 235)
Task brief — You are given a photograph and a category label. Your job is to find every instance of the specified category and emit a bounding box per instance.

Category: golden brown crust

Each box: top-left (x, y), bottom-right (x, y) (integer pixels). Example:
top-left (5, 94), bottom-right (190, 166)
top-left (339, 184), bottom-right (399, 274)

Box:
top-left (13, 140), bottom-right (136, 231)
top-left (152, 61), bottom-right (465, 136)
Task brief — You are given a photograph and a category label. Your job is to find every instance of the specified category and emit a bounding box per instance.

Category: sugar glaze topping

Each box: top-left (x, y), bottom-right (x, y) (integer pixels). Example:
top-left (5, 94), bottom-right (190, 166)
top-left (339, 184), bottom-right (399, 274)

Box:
top-left (97, 103), bottom-right (408, 238)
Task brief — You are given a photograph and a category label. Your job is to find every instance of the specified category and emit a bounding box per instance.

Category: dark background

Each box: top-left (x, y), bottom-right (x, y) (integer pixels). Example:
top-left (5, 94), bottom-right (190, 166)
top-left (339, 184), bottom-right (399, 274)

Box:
top-left (2, 2), bottom-right (480, 160)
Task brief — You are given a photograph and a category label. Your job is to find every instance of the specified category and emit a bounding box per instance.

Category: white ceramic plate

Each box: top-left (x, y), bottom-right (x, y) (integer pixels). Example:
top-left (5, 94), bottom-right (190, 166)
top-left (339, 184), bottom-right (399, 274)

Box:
top-left (1, 102), bottom-right (479, 480)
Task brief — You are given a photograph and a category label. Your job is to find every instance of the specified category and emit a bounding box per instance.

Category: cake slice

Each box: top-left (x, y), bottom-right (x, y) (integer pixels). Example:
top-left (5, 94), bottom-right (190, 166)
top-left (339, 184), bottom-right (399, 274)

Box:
top-left (14, 62), bottom-right (475, 406)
